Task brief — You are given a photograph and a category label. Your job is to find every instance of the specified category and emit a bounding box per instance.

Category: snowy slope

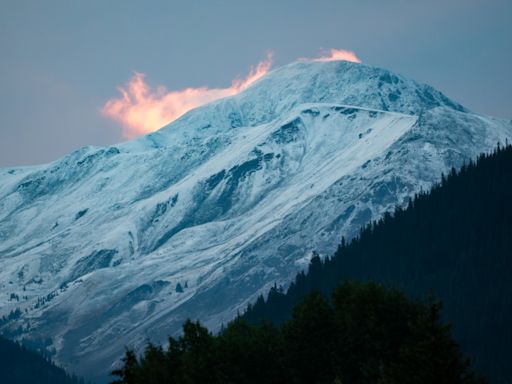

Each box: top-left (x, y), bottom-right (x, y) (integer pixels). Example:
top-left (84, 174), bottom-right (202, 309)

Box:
top-left (0, 60), bottom-right (510, 380)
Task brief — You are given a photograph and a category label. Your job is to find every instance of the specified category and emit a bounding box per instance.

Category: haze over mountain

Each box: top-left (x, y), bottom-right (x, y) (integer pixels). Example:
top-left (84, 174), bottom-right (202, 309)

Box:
top-left (0, 59), bottom-right (510, 380)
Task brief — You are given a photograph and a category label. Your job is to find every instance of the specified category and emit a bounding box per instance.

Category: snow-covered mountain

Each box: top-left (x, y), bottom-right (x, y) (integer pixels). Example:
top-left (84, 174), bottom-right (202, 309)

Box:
top-left (0, 60), bottom-right (510, 380)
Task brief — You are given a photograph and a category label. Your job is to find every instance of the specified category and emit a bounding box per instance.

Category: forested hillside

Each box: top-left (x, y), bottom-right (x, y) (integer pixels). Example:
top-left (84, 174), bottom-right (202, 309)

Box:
top-left (245, 143), bottom-right (512, 383)
top-left (0, 336), bottom-right (85, 384)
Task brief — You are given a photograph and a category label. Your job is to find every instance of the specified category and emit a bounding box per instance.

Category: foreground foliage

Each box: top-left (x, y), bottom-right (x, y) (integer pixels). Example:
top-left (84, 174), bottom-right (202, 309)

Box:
top-left (112, 281), bottom-right (484, 384)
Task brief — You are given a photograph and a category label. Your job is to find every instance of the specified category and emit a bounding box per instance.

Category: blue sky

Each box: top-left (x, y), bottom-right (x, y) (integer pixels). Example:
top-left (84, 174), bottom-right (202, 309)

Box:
top-left (1, 0), bottom-right (511, 166)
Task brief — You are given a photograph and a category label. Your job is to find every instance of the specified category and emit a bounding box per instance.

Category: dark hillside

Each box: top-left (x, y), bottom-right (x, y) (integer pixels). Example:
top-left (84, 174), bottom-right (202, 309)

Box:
top-left (0, 335), bottom-right (85, 384)
top-left (245, 143), bottom-right (512, 383)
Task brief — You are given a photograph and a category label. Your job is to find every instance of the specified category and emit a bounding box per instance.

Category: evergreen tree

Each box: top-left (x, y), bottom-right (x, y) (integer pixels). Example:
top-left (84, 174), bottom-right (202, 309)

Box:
top-left (380, 302), bottom-right (486, 384)
top-left (111, 350), bottom-right (139, 384)
top-left (283, 291), bottom-right (335, 384)
top-left (179, 320), bottom-right (216, 384)
top-left (111, 282), bottom-right (484, 384)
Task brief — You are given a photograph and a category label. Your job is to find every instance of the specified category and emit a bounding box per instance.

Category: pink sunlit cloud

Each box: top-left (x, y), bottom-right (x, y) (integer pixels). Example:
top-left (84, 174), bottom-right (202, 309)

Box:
top-left (302, 48), bottom-right (362, 63)
top-left (101, 53), bottom-right (273, 138)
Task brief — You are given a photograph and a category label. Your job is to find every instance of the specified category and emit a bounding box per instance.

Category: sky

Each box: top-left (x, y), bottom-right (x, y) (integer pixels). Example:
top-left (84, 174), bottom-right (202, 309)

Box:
top-left (0, 0), bottom-right (511, 167)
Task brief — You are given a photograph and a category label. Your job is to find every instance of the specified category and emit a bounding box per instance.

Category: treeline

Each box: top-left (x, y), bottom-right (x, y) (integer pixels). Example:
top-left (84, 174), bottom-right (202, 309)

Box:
top-left (245, 143), bottom-right (512, 382)
top-left (112, 281), bottom-right (484, 384)
top-left (0, 335), bottom-right (86, 384)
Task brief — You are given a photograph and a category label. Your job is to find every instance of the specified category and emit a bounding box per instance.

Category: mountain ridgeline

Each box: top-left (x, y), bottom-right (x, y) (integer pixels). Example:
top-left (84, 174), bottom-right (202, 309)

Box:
top-left (244, 143), bottom-right (512, 383)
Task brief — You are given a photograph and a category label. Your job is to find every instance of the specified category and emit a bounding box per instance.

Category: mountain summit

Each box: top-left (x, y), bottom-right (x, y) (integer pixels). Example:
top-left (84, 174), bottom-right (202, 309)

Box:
top-left (0, 60), bottom-right (510, 379)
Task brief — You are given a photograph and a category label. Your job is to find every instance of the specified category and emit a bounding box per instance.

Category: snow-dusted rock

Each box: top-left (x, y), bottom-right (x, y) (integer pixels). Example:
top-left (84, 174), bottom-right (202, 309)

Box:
top-left (0, 60), bottom-right (510, 380)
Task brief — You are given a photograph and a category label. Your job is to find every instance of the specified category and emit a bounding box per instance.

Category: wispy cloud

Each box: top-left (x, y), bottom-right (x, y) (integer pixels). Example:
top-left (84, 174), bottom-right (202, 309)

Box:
top-left (101, 53), bottom-right (273, 138)
top-left (302, 48), bottom-right (361, 63)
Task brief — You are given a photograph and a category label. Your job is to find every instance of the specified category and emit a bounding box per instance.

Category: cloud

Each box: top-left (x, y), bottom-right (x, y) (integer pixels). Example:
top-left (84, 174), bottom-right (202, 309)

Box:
top-left (101, 53), bottom-right (273, 138)
top-left (102, 49), bottom-right (361, 138)
top-left (302, 48), bottom-right (362, 63)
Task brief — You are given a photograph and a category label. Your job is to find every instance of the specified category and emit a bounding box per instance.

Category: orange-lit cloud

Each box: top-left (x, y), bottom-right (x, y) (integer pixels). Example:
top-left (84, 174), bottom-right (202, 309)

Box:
top-left (102, 53), bottom-right (273, 138)
top-left (303, 48), bottom-right (362, 63)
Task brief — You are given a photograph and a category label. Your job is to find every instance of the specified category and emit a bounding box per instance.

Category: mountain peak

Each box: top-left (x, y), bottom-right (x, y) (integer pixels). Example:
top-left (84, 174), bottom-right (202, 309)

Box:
top-left (133, 60), bottom-right (465, 152)
top-left (146, 60), bottom-right (464, 143)
top-left (0, 60), bottom-right (508, 382)
top-left (242, 59), bottom-right (465, 113)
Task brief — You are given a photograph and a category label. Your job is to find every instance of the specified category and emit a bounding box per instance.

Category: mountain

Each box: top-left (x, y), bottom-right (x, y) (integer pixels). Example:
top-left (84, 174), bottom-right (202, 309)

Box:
top-left (244, 143), bottom-right (512, 383)
top-left (0, 60), bottom-right (510, 380)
